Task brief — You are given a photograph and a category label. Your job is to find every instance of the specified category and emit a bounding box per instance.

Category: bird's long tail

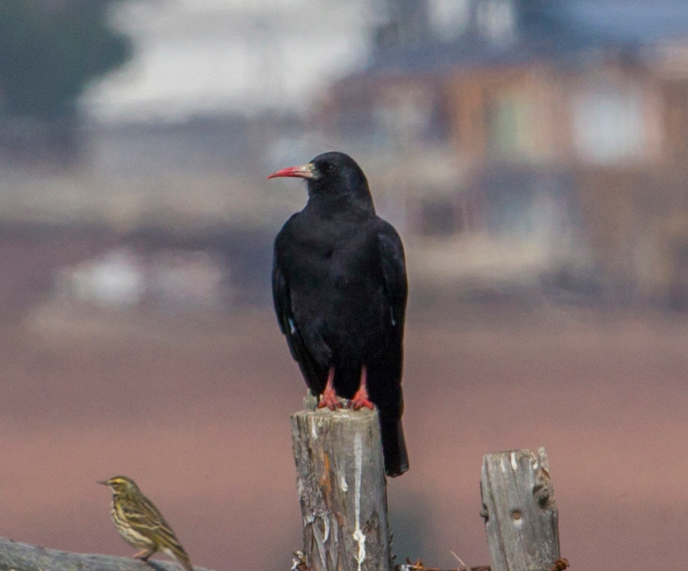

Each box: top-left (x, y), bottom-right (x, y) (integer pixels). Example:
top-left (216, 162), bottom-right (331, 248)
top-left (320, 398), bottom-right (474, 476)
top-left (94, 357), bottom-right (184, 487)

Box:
top-left (380, 418), bottom-right (409, 477)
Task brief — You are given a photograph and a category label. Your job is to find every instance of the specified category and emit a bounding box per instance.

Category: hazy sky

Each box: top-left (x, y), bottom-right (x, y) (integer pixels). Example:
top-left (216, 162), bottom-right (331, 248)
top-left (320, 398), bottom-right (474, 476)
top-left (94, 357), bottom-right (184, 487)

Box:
top-left (84, 0), bottom-right (386, 121)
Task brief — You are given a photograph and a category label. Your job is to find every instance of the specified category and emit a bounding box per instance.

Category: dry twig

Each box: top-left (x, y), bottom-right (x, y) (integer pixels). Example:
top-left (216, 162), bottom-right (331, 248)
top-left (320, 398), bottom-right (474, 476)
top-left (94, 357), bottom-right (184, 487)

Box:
top-left (395, 557), bottom-right (490, 571)
top-left (393, 555), bottom-right (568, 571)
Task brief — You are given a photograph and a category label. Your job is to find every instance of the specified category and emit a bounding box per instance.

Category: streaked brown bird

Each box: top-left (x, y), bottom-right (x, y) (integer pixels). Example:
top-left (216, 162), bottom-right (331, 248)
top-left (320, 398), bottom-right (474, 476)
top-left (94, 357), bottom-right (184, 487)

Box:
top-left (97, 475), bottom-right (193, 571)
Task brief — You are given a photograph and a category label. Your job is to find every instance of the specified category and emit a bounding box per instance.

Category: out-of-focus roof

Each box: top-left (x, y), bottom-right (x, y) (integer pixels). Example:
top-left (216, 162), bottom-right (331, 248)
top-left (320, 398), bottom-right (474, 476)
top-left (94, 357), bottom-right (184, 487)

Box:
top-left (564, 0), bottom-right (688, 44)
top-left (360, 0), bottom-right (688, 77)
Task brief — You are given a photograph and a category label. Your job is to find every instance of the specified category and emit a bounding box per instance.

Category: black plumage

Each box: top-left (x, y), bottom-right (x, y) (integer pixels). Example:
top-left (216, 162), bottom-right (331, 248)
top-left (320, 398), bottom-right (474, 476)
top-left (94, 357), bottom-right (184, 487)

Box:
top-left (268, 151), bottom-right (409, 477)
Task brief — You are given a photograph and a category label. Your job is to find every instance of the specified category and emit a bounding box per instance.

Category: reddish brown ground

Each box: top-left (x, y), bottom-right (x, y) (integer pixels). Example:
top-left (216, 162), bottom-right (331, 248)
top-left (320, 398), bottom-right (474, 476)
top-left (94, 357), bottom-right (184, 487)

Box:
top-left (1, 299), bottom-right (687, 571)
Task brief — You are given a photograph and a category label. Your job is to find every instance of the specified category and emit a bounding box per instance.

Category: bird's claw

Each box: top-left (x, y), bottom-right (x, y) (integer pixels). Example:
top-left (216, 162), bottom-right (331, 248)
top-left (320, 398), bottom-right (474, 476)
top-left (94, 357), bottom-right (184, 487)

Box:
top-left (318, 391), bottom-right (343, 410)
top-left (349, 398), bottom-right (375, 411)
top-left (349, 392), bottom-right (375, 411)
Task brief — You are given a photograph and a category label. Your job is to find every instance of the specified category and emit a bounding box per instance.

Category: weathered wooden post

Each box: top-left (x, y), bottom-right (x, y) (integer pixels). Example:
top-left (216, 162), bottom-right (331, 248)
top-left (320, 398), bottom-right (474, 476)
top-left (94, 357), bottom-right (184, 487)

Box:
top-left (0, 537), bottom-right (216, 571)
top-left (480, 448), bottom-right (560, 571)
top-left (291, 397), bottom-right (391, 571)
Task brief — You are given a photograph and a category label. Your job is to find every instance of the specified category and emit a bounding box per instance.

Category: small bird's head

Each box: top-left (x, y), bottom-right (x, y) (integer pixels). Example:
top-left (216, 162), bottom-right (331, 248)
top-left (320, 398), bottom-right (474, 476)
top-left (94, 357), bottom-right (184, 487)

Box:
top-left (268, 151), bottom-right (373, 210)
top-left (97, 475), bottom-right (140, 495)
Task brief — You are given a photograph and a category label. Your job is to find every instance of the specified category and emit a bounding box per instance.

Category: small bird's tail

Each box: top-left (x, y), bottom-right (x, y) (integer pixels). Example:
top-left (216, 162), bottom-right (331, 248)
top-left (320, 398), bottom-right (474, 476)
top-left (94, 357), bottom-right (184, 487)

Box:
top-left (380, 418), bottom-right (409, 477)
top-left (162, 543), bottom-right (194, 571)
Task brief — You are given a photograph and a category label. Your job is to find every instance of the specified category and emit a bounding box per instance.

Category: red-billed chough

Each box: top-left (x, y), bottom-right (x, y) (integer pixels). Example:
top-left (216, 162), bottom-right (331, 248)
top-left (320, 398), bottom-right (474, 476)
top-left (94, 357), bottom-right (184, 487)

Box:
top-left (268, 151), bottom-right (409, 477)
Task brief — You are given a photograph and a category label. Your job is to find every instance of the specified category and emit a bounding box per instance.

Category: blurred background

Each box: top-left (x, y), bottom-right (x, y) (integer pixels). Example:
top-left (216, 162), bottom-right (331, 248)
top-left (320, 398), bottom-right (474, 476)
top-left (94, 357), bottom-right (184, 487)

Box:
top-left (1, 1), bottom-right (688, 570)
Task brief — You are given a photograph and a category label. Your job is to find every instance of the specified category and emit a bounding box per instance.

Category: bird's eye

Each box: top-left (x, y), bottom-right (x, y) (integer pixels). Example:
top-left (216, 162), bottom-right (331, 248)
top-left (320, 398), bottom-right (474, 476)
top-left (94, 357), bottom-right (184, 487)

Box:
top-left (324, 162), bottom-right (335, 173)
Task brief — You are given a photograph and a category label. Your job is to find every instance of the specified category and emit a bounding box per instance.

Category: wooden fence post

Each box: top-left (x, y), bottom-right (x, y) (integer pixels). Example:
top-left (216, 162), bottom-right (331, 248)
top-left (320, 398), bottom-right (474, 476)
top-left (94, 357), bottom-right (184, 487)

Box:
top-left (291, 398), bottom-right (391, 571)
top-left (480, 448), bottom-right (560, 571)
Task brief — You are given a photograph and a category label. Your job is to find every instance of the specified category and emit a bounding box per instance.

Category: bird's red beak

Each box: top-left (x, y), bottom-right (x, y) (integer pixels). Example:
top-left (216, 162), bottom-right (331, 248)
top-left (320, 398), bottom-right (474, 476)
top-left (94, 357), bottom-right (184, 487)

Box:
top-left (267, 163), bottom-right (315, 180)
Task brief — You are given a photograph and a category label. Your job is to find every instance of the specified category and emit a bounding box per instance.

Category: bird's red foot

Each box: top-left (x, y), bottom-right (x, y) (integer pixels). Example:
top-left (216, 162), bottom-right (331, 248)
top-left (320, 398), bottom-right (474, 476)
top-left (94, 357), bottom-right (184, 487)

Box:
top-left (349, 387), bottom-right (375, 411)
top-left (318, 386), bottom-right (343, 410)
top-left (349, 366), bottom-right (375, 410)
top-left (318, 366), bottom-right (342, 410)
top-left (133, 548), bottom-right (154, 561)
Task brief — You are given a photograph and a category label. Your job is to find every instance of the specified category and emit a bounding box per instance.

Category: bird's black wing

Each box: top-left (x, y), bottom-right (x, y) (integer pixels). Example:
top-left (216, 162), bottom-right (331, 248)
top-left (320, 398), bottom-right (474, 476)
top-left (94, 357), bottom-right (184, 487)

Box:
top-left (373, 220), bottom-right (409, 476)
top-left (377, 221), bottom-right (408, 334)
top-left (272, 243), bottom-right (328, 395)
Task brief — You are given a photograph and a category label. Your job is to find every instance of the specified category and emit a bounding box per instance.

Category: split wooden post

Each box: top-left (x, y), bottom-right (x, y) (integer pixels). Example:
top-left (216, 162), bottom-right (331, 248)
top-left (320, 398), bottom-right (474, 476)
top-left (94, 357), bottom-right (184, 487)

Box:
top-left (480, 448), bottom-right (560, 571)
top-left (291, 397), bottom-right (391, 571)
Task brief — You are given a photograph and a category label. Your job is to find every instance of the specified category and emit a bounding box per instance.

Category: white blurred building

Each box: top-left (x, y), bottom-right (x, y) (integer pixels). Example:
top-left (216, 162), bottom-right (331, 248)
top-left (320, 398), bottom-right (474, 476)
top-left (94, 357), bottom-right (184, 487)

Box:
top-left (84, 0), bottom-right (381, 122)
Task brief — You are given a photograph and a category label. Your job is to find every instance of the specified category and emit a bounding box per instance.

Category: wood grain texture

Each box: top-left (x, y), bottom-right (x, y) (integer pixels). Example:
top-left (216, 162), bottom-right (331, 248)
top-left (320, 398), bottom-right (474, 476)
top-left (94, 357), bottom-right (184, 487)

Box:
top-left (291, 402), bottom-right (391, 571)
top-left (481, 448), bottom-right (559, 571)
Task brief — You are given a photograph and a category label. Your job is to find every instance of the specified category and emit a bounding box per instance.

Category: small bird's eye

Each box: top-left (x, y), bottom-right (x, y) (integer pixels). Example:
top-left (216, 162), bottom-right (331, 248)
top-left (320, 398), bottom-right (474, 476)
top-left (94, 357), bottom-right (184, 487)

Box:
top-left (324, 162), bottom-right (335, 173)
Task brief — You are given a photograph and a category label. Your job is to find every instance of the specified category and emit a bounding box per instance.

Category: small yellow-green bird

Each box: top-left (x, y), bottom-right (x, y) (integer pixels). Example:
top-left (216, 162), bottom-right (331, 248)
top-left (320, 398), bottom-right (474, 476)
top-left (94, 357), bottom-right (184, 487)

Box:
top-left (98, 475), bottom-right (193, 571)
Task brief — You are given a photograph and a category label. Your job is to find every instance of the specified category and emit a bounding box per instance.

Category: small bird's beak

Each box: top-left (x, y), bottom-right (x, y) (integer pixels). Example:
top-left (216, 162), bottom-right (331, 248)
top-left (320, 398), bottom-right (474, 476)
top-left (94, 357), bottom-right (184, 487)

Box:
top-left (96, 480), bottom-right (108, 486)
top-left (267, 163), bottom-right (315, 180)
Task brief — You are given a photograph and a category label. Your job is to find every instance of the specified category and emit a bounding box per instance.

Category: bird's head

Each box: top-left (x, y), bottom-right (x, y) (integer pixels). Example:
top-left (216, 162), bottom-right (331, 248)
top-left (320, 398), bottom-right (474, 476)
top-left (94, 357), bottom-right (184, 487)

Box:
top-left (97, 475), bottom-right (140, 495)
top-left (268, 151), bottom-right (374, 210)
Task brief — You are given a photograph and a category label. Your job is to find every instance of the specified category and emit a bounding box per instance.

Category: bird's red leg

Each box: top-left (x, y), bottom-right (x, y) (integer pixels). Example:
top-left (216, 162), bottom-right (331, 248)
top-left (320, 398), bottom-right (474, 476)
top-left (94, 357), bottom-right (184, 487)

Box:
top-left (318, 366), bottom-right (343, 410)
top-left (350, 365), bottom-right (375, 410)
top-left (133, 547), bottom-right (156, 561)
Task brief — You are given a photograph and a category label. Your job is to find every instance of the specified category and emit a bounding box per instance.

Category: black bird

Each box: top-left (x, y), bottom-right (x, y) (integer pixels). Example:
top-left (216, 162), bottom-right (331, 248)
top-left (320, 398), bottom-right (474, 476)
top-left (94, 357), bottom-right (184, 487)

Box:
top-left (268, 151), bottom-right (409, 477)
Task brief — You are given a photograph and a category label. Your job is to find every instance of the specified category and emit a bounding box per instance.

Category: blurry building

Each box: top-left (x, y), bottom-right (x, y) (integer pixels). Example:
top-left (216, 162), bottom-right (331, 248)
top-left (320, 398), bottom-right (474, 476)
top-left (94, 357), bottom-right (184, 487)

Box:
top-left (317, 0), bottom-right (688, 306)
top-left (7, 0), bottom-right (688, 311)
top-left (0, 0), bottom-right (386, 314)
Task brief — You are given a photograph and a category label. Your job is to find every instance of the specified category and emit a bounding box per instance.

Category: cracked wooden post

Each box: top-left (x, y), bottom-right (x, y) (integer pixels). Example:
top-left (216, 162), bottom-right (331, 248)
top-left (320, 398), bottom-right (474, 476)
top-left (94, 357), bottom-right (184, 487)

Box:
top-left (480, 448), bottom-right (560, 571)
top-left (291, 397), bottom-right (391, 571)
